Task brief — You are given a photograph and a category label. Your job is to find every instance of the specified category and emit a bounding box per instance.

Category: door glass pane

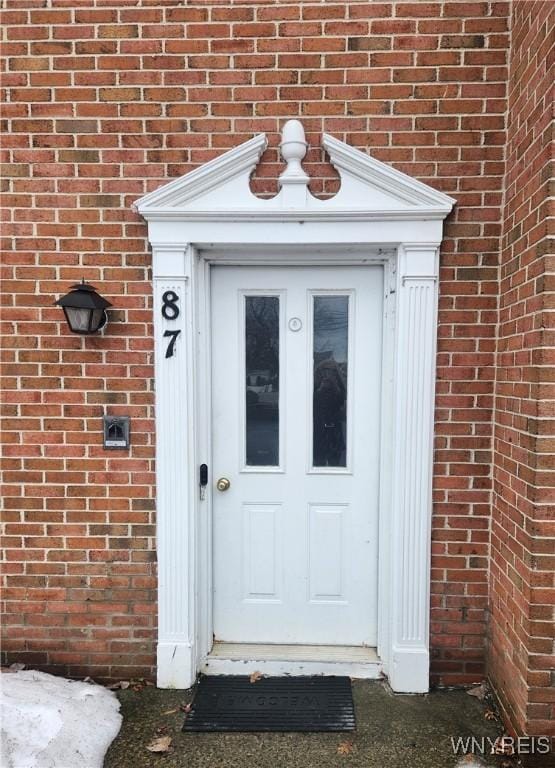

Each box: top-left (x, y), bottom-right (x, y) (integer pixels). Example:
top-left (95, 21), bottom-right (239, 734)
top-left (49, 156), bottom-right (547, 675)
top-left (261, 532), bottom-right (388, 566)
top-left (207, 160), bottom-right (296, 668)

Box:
top-left (245, 296), bottom-right (279, 466)
top-left (313, 296), bottom-right (348, 468)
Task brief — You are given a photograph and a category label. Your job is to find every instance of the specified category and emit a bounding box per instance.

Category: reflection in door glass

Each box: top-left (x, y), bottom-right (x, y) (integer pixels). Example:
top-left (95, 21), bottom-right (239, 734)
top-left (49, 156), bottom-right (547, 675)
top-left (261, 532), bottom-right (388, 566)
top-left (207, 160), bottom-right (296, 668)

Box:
top-left (245, 296), bottom-right (279, 466)
top-left (313, 296), bottom-right (348, 467)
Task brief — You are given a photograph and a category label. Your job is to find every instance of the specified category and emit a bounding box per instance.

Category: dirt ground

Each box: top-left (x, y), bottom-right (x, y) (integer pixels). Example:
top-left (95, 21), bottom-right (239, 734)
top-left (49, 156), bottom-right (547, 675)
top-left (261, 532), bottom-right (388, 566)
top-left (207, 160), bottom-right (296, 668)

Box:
top-left (103, 677), bottom-right (553, 768)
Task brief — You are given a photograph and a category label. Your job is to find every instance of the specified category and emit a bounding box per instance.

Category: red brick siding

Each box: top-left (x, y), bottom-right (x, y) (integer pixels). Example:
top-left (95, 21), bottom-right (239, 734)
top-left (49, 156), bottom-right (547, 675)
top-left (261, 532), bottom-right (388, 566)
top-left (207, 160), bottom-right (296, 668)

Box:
top-left (1, 1), bottom-right (510, 684)
top-left (489, 0), bottom-right (555, 737)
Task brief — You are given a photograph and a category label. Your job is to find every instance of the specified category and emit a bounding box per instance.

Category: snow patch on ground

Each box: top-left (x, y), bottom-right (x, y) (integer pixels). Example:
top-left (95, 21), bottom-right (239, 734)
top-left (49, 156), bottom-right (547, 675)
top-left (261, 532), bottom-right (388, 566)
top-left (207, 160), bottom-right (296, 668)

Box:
top-left (1, 669), bottom-right (122, 768)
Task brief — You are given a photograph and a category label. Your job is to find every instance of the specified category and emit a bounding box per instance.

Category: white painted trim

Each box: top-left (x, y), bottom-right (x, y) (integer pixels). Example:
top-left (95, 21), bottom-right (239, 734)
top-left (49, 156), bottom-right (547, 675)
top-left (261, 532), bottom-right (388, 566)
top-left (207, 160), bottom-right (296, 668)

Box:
top-left (136, 209), bottom-right (453, 223)
top-left (136, 133), bottom-right (268, 213)
top-left (376, 253), bottom-right (397, 673)
top-left (152, 248), bottom-right (196, 688)
top-left (202, 657), bottom-right (381, 679)
top-left (203, 660), bottom-right (380, 679)
top-left (136, 125), bottom-right (454, 222)
top-left (203, 642), bottom-right (381, 678)
top-left (388, 244), bottom-right (440, 693)
top-left (322, 133), bottom-right (455, 209)
top-left (157, 642), bottom-right (195, 689)
top-left (140, 123), bottom-right (454, 693)
top-left (209, 642), bottom-right (380, 662)
top-left (194, 253), bottom-right (213, 671)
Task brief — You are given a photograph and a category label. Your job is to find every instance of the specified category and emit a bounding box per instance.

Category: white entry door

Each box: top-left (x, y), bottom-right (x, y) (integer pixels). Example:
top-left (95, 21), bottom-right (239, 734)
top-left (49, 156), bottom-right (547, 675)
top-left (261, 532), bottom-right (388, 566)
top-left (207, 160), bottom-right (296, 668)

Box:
top-left (211, 265), bottom-right (383, 646)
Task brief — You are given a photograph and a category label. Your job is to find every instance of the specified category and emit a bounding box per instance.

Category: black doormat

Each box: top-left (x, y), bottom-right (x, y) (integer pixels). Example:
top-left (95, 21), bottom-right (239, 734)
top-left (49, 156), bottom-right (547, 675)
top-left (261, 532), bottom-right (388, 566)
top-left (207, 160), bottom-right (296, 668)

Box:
top-left (183, 675), bottom-right (355, 732)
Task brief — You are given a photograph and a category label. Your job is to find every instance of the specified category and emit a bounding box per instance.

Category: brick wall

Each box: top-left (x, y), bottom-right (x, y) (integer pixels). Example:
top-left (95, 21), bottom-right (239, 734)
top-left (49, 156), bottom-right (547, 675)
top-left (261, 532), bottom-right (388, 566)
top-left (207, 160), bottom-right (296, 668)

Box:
top-left (488, 1), bottom-right (555, 737)
top-left (1, 2), bottom-right (510, 685)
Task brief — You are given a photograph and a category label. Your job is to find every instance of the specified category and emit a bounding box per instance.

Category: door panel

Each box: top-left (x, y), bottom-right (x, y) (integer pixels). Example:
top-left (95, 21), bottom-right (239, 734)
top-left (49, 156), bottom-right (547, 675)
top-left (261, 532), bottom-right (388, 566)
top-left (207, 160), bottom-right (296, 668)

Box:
top-left (211, 265), bottom-right (383, 646)
top-left (308, 503), bottom-right (347, 602)
top-left (242, 502), bottom-right (283, 601)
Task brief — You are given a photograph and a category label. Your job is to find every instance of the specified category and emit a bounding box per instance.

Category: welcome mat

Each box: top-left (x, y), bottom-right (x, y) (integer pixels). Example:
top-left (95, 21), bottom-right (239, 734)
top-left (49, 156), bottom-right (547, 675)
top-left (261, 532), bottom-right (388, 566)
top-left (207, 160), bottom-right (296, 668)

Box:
top-left (183, 675), bottom-right (355, 732)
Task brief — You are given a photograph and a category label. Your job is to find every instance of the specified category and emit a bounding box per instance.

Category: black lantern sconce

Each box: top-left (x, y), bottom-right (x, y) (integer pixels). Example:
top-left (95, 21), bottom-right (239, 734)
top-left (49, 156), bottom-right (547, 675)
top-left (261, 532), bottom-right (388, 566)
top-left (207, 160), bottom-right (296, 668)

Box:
top-left (55, 280), bottom-right (112, 335)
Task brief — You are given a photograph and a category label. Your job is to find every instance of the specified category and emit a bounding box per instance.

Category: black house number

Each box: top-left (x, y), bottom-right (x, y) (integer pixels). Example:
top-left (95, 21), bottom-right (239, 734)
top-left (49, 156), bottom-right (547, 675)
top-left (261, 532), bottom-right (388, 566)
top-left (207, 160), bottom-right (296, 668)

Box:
top-left (161, 290), bottom-right (180, 320)
top-left (162, 290), bottom-right (181, 358)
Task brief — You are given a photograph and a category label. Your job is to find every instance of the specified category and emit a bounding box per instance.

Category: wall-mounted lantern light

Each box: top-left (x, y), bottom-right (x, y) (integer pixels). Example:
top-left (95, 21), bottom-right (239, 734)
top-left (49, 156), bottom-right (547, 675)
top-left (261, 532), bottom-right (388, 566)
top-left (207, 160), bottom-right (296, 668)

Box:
top-left (55, 280), bottom-right (112, 335)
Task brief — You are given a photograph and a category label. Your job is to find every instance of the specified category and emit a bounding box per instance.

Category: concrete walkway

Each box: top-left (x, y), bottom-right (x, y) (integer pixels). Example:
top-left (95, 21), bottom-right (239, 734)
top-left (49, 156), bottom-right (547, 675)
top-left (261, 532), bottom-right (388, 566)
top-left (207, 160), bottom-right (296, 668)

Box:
top-left (103, 679), bottom-right (546, 768)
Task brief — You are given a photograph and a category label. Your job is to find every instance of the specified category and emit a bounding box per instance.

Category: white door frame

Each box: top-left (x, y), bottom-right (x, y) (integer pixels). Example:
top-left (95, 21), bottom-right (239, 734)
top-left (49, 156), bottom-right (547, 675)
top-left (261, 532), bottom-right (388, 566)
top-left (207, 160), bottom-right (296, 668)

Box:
top-left (136, 121), bottom-right (455, 693)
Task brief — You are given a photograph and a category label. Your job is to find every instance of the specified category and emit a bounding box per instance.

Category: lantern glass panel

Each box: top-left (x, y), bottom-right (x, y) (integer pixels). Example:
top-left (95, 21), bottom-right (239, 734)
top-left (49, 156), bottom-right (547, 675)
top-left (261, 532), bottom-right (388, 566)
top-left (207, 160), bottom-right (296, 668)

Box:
top-left (65, 306), bottom-right (92, 333)
top-left (90, 308), bottom-right (105, 331)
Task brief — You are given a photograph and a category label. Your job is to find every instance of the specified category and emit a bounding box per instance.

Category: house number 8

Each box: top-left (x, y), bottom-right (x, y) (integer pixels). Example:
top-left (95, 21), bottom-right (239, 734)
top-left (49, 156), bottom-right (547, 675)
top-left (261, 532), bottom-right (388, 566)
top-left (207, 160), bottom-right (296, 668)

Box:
top-left (161, 290), bottom-right (181, 358)
top-left (161, 290), bottom-right (180, 320)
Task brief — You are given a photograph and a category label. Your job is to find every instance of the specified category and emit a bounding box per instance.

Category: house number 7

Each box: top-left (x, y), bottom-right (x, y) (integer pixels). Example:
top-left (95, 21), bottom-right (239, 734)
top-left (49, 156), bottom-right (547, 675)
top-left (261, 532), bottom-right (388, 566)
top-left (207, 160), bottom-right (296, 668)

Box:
top-left (161, 290), bottom-right (181, 358)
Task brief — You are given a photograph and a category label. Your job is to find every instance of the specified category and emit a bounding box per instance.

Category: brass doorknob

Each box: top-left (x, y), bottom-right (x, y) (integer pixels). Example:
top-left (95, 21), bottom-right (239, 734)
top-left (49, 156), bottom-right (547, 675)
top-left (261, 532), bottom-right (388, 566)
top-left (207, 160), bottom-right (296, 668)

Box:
top-left (216, 477), bottom-right (231, 492)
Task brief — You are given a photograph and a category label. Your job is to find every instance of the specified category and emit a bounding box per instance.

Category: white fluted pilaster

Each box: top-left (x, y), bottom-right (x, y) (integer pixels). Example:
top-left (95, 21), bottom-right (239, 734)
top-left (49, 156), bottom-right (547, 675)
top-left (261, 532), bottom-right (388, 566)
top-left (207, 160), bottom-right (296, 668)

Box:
top-left (152, 248), bottom-right (196, 688)
top-left (389, 244), bottom-right (440, 693)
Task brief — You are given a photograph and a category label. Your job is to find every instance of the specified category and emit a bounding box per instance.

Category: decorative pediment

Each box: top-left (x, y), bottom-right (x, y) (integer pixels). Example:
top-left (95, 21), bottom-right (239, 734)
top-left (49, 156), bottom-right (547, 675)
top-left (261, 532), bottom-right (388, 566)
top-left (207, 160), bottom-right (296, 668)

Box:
top-left (135, 120), bottom-right (455, 222)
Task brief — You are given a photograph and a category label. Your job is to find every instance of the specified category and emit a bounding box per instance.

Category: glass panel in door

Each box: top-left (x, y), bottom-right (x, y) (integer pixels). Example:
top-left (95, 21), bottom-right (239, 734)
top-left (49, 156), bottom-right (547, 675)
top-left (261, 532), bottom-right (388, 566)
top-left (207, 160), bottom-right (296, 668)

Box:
top-left (312, 295), bottom-right (349, 468)
top-left (245, 295), bottom-right (280, 466)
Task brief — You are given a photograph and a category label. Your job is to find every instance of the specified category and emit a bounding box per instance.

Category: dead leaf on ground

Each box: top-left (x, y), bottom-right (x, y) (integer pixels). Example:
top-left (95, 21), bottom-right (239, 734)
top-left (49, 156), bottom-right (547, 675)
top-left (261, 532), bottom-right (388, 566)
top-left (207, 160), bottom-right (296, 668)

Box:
top-left (249, 670), bottom-right (263, 683)
top-left (337, 740), bottom-right (354, 755)
top-left (108, 677), bottom-right (148, 692)
top-left (466, 683), bottom-right (487, 700)
top-left (162, 708), bottom-right (179, 716)
top-left (180, 702), bottom-right (192, 713)
top-left (484, 709), bottom-right (497, 721)
top-left (155, 725), bottom-right (169, 736)
top-left (108, 680), bottom-right (131, 690)
top-left (146, 735), bottom-right (172, 754)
